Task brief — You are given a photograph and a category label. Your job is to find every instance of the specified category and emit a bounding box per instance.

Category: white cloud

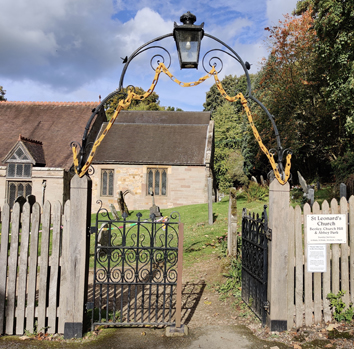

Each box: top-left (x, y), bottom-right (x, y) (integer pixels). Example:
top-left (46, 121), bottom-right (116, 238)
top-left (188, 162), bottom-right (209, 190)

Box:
top-left (0, 0), bottom-right (303, 110)
top-left (117, 8), bottom-right (174, 56)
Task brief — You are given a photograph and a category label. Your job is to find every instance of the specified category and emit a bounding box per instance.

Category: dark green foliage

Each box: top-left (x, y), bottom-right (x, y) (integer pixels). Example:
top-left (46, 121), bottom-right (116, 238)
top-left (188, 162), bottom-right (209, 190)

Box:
top-left (332, 152), bottom-right (354, 196)
top-left (203, 74), bottom-right (249, 114)
top-left (105, 86), bottom-right (163, 119)
top-left (212, 102), bottom-right (248, 191)
top-left (293, 1), bottom-right (354, 177)
top-left (0, 86), bottom-right (6, 101)
top-left (237, 182), bottom-right (269, 202)
top-left (204, 75), bottom-right (254, 191)
top-left (165, 106), bottom-right (183, 111)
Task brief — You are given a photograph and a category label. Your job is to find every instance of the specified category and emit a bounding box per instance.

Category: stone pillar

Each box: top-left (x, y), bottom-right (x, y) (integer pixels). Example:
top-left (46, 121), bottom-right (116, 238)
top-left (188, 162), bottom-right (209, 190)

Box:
top-left (64, 175), bottom-right (92, 339)
top-left (208, 178), bottom-right (213, 225)
top-left (227, 188), bottom-right (237, 256)
top-left (267, 179), bottom-right (290, 331)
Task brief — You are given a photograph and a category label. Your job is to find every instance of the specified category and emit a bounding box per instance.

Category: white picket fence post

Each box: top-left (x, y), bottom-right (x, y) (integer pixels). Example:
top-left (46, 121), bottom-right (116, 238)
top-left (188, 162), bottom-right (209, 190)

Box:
top-left (0, 174), bottom-right (91, 338)
top-left (287, 196), bottom-right (354, 328)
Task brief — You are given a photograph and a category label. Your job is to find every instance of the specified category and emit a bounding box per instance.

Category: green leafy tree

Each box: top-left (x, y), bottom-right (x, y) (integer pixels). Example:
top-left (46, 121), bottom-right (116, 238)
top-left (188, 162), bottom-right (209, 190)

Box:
top-left (295, 0), bottom-right (354, 141)
top-left (213, 102), bottom-right (248, 191)
top-left (253, 9), bottom-right (341, 180)
top-left (0, 86), bottom-right (6, 101)
top-left (204, 74), bottom-right (254, 189)
top-left (105, 87), bottom-right (163, 119)
top-left (165, 106), bottom-right (183, 111)
top-left (203, 74), bottom-right (250, 115)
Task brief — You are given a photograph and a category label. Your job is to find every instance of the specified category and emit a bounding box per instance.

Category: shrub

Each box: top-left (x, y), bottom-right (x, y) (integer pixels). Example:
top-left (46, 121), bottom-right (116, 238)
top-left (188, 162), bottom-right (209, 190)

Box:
top-left (237, 182), bottom-right (269, 202)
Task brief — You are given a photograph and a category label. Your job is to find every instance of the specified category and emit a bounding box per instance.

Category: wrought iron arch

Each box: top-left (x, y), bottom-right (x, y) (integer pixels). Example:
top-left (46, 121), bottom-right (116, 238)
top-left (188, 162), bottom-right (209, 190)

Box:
top-left (76, 26), bottom-right (290, 182)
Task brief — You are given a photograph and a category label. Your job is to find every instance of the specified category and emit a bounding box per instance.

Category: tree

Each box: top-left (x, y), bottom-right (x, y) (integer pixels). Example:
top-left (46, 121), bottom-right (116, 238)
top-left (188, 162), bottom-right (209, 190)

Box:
top-left (0, 86), bottom-right (6, 101)
top-left (211, 101), bottom-right (248, 191)
top-left (253, 9), bottom-right (340, 180)
top-left (203, 74), bottom-right (250, 115)
top-left (166, 106), bottom-right (183, 111)
top-left (105, 87), bottom-right (163, 119)
top-left (203, 74), bottom-right (256, 189)
top-left (295, 0), bottom-right (354, 139)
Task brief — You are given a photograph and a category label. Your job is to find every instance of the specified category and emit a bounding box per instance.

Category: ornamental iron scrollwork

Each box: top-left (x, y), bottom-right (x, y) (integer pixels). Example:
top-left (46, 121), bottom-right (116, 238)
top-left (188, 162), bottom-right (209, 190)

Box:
top-left (91, 206), bottom-right (181, 328)
top-left (73, 13), bottom-right (291, 185)
top-left (241, 205), bottom-right (271, 326)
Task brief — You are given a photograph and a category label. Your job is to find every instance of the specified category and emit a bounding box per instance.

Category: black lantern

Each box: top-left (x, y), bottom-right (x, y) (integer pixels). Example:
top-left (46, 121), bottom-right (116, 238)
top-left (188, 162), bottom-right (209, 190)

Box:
top-left (173, 12), bottom-right (204, 69)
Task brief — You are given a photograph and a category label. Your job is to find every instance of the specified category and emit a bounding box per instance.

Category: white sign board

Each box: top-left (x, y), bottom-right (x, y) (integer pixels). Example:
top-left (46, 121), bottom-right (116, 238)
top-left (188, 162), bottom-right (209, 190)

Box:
top-left (307, 214), bottom-right (347, 244)
top-left (307, 244), bottom-right (327, 273)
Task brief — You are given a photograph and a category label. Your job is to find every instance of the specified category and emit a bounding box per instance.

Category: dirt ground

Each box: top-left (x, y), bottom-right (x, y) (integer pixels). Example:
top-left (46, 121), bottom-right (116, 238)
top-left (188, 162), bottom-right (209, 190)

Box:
top-left (181, 255), bottom-right (354, 349)
top-left (1, 255), bottom-right (354, 349)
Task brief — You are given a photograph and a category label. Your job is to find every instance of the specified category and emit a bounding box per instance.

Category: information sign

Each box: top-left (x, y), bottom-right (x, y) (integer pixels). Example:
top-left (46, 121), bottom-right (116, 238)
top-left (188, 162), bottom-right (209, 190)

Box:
top-left (307, 214), bottom-right (347, 244)
top-left (307, 244), bottom-right (327, 273)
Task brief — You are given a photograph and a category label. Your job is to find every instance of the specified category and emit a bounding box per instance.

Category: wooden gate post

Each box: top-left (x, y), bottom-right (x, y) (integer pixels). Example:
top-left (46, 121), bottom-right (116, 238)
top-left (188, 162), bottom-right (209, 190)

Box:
top-left (63, 175), bottom-right (92, 339)
top-left (267, 179), bottom-right (290, 331)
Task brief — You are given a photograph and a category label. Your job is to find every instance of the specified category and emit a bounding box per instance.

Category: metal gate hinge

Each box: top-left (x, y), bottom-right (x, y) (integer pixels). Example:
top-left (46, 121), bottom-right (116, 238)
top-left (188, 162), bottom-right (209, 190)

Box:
top-left (264, 301), bottom-right (270, 314)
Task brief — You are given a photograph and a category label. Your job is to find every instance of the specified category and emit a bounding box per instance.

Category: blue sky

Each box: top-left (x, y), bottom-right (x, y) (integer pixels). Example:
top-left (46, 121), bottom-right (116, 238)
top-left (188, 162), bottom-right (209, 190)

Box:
top-left (0, 0), bottom-right (299, 111)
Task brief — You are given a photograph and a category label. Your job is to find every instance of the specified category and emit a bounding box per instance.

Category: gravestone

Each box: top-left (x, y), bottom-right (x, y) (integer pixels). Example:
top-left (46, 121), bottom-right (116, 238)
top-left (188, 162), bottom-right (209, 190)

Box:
top-left (260, 175), bottom-right (266, 186)
top-left (109, 204), bottom-right (120, 220)
top-left (149, 191), bottom-right (162, 218)
top-left (117, 191), bottom-right (129, 216)
top-left (297, 171), bottom-right (309, 194)
top-left (308, 188), bottom-right (315, 206)
top-left (251, 176), bottom-right (258, 183)
top-left (97, 223), bottom-right (110, 258)
top-left (340, 183), bottom-right (347, 200)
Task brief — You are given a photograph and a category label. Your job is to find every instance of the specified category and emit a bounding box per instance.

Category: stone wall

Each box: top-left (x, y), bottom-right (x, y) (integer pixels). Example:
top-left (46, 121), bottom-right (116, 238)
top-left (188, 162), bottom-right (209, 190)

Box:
top-left (91, 164), bottom-right (210, 212)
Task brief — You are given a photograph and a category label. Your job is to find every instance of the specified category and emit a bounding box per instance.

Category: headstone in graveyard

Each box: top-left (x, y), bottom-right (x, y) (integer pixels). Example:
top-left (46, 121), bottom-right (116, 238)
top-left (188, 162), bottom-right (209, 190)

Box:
top-left (97, 223), bottom-right (110, 258)
top-left (260, 175), bottom-right (266, 186)
top-left (251, 176), bottom-right (258, 184)
top-left (109, 204), bottom-right (120, 220)
top-left (117, 190), bottom-right (129, 216)
top-left (316, 180), bottom-right (320, 191)
top-left (149, 189), bottom-right (162, 218)
top-left (340, 183), bottom-right (347, 200)
top-left (308, 188), bottom-right (315, 206)
top-left (297, 171), bottom-right (309, 194)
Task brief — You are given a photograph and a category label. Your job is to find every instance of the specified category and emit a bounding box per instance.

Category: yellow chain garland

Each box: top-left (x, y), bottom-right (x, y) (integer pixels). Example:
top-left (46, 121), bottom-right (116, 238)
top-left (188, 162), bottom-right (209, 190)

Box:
top-left (72, 62), bottom-right (291, 184)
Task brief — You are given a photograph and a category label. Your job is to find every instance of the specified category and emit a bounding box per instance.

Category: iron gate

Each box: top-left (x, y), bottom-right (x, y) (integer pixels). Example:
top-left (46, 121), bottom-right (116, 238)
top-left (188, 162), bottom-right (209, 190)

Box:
top-left (241, 205), bottom-right (271, 325)
top-left (89, 202), bottom-right (183, 329)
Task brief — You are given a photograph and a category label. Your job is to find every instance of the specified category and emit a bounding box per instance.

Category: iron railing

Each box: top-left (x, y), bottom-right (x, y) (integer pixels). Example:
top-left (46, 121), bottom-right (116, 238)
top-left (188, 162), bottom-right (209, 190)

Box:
top-left (241, 205), bottom-right (271, 325)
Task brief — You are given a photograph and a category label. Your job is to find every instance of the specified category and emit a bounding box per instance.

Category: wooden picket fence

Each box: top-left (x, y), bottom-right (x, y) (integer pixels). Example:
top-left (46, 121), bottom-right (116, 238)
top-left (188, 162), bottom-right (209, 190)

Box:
top-left (0, 200), bottom-right (71, 335)
top-left (287, 196), bottom-right (354, 328)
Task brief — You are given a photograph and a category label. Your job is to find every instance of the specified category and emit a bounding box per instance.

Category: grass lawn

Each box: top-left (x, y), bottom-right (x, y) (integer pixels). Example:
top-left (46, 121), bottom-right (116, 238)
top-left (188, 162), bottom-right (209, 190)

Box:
top-left (89, 196), bottom-right (267, 269)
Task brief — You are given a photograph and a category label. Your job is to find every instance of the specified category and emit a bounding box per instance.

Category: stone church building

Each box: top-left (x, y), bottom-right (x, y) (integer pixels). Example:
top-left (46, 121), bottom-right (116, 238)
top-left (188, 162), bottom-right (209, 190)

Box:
top-left (0, 101), bottom-right (105, 208)
top-left (0, 102), bottom-right (214, 212)
top-left (90, 110), bottom-right (214, 212)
